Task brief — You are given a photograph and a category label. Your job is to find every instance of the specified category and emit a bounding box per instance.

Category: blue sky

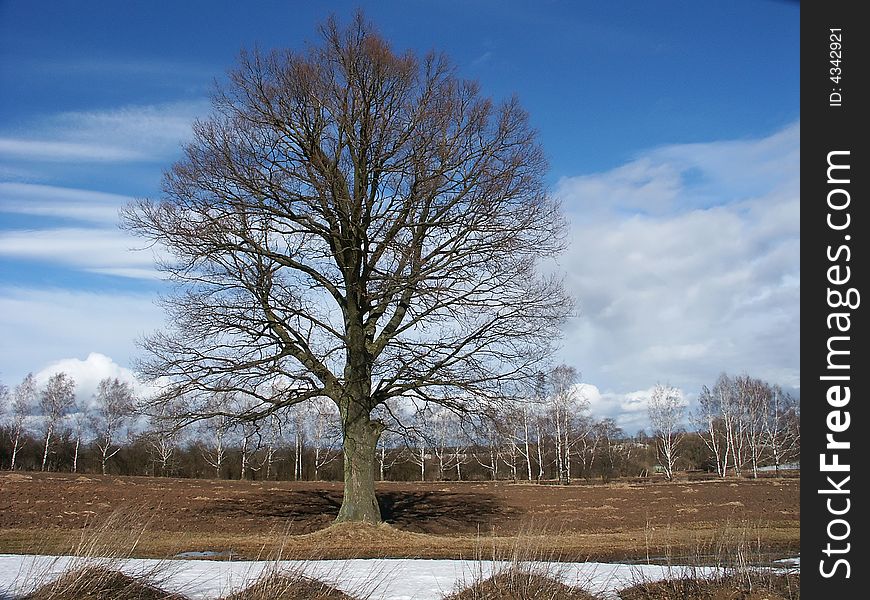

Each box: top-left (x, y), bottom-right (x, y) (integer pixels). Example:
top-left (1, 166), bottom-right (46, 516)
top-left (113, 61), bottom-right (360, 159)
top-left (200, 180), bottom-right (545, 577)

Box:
top-left (0, 1), bottom-right (799, 431)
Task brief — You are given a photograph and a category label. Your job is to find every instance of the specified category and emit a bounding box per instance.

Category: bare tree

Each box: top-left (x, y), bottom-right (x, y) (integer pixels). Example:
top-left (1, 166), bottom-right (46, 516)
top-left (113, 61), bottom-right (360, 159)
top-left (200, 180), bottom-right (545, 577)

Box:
top-left (91, 378), bottom-right (136, 475)
top-left (736, 375), bottom-right (767, 479)
top-left (122, 15), bottom-right (569, 522)
top-left (471, 415), bottom-right (501, 481)
top-left (309, 397), bottom-right (342, 480)
top-left (762, 385), bottom-right (799, 472)
top-left (513, 404), bottom-right (535, 482)
top-left (647, 383), bottom-right (685, 480)
top-left (429, 406), bottom-right (465, 480)
top-left (376, 427), bottom-right (403, 481)
top-left (199, 411), bottom-right (231, 479)
top-left (288, 403), bottom-right (306, 480)
top-left (145, 399), bottom-right (183, 476)
top-left (236, 405), bottom-right (260, 481)
top-left (404, 407), bottom-right (431, 482)
top-left (696, 375), bottom-right (731, 478)
top-left (257, 411), bottom-right (287, 480)
top-left (7, 374), bottom-right (36, 471)
top-left (548, 365), bottom-right (583, 484)
top-left (39, 372), bottom-right (76, 472)
top-left (0, 381), bottom-right (9, 465)
top-left (69, 398), bottom-right (90, 473)
top-left (575, 414), bottom-right (600, 481)
top-left (594, 418), bottom-right (624, 482)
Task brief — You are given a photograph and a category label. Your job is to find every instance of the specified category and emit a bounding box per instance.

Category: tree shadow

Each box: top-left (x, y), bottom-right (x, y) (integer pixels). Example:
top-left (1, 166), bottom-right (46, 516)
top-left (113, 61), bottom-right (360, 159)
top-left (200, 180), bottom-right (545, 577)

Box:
top-left (378, 490), bottom-right (516, 534)
top-left (201, 487), bottom-right (515, 534)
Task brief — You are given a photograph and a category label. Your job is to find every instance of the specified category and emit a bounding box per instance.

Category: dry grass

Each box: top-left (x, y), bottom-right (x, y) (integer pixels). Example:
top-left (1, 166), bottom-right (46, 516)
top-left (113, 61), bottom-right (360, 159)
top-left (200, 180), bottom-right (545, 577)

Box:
top-left (618, 573), bottom-right (799, 600)
top-left (445, 570), bottom-right (599, 600)
top-left (0, 523), bottom-right (798, 563)
top-left (2, 510), bottom-right (799, 600)
top-left (621, 522), bottom-right (800, 600)
top-left (221, 572), bottom-right (359, 600)
top-left (20, 566), bottom-right (184, 600)
top-left (442, 523), bottom-right (602, 600)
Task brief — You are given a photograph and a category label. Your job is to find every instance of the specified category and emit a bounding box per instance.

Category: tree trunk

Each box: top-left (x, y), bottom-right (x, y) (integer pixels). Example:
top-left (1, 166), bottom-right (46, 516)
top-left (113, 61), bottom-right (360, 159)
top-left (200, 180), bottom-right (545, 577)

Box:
top-left (73, 438), bottom-right (80, 473)
top-left (41, 425), bottom-right (53, 472)
top-left (335, 415), bottom-right (383, 523)
top-left (10, 430), bottom-right (21, 471)
top-left (240, 436), bottom-right (248, 481)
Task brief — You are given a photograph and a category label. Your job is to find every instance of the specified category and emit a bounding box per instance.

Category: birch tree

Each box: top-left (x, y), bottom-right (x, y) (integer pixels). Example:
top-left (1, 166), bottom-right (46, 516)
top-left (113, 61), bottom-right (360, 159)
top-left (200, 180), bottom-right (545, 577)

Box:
top-left (91, 378), bottom-right (136, 475)
top-left (696, 376), bottom-right (730, 478)
top-left (70, 398), bottom-right (90, 474)
top-left (7, 374), bottom-right (36, 471)
top-left (310, 397), bottom-right (342, 480)
top-left (122, 14), bottom-right (570, 522)
top-left (762, 385), bottom-right (799, 472)
top-left (199, 411), bottom-right (232, 479)
top-left (39, 372), bottom-right (76, 472)
top-left (257, 411), bottom-right (286, 480)
top-left (647, 383), bottom-right (685, 480)
top-left (146, 399), bottom-right (182, 476)
top-left (548, 365), bottom-right (581, 484)
top-left (736, 375), bottom-right (767, 479)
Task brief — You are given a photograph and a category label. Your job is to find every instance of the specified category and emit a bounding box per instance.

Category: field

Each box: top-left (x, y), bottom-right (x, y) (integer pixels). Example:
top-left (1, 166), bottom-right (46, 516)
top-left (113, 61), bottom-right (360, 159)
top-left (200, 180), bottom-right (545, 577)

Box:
top-left (0, 472), bottom-right (799, 562)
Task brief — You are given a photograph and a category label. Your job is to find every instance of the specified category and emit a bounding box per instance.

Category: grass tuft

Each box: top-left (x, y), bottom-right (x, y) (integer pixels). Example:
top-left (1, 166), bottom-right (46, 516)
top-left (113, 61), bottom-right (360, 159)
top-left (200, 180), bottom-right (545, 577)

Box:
top-left (20, 566), bottom-right (184, 600)
top-left (444, 569), bottom-right (600, 600)
top-left (618, 572), bottom-right (799, 600)
top-left (221, 572), bottom-right (359, 600)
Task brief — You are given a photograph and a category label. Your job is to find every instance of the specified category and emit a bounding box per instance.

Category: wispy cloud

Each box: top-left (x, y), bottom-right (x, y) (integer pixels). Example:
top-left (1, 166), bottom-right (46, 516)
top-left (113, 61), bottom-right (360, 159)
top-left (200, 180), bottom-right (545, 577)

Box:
top-left (0, 100), bottom-right (207, 164)
top-left (556, 122), bottom-right (799, 413)
top-left (0, 138), bottom-right (145, 162)
top-left (0, 183), bottom-right (162, 280)
top-left (0, 227), bottom-right (160, 279)
top-left (0, 182), bottom-right (132, 223)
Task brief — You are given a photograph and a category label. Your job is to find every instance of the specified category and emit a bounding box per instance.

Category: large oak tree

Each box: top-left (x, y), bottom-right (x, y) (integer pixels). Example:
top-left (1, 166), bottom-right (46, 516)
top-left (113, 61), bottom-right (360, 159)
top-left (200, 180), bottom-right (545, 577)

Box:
top-left (123, 15), bottom-right (571, 522)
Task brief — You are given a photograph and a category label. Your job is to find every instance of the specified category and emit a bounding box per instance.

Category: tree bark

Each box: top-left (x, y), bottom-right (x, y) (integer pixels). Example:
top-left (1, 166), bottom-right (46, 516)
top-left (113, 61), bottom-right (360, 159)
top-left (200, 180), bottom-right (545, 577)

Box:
top-left (335, 414), bottom-right (383, 523)
top-left (10, 431), bottom-right (21, 471)
top-left (41, 425), bottom-right (53, 472)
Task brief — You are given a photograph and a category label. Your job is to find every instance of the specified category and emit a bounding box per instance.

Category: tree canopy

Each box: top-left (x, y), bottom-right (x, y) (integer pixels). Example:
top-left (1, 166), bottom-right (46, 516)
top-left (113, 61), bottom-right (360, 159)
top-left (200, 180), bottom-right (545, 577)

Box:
top-left (123, 14), bottom-right (571, 522)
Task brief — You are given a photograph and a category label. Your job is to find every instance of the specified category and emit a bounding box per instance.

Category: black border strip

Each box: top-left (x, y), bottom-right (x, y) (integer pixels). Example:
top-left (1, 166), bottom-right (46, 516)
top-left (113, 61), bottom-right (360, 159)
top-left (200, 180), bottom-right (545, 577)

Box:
top-left (801, 1), bottom-right (867, 596)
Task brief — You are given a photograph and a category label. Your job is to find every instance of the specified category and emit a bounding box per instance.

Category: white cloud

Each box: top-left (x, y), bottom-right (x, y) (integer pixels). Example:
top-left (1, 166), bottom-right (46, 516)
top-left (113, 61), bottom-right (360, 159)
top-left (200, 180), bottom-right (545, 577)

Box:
top-left (0, 138), bottom-right (145, 162)
top-left (575, 383), bottom-right (691, 435)
top-left (0, 182), bottom-right (132, 224)
top-left (33, 353), bottom-right (146, 407)
top-left (0, 100), bottom-right (207, 164)
top-left (555, 122), bottom-right (799, 425)
top-left (0, 287), bottom-right (163, 388)
top-left (0, 227), bottom-right (161, 279)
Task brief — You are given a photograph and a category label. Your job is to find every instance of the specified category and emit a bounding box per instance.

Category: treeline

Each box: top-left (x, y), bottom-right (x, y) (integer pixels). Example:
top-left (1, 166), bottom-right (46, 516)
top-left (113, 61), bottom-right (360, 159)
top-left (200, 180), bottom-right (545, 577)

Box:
top-left (0, 368), bottom-right (798, 482)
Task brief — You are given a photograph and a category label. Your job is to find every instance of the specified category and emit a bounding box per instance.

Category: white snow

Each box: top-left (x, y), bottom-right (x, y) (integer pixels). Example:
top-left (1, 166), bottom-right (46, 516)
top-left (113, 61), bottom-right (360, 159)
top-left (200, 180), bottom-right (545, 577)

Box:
top-left (0, 554), bottom-right (793, 599)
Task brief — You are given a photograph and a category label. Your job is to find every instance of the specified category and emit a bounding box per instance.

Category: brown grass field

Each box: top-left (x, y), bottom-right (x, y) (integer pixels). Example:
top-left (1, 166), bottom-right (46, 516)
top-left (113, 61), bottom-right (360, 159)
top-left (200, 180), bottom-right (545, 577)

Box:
top-left (0, 472), bottom-right (799, 562)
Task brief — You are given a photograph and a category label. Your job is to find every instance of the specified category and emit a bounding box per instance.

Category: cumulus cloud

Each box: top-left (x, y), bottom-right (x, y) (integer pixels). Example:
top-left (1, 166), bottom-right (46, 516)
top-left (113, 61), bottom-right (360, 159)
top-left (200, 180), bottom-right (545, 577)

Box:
top-left (555, 122), bottom-right (799, 430)
top-left (0, 287), bottom-right (163, 388)
top-left (573, 383), bottom-right (690, 434)
top-left (33, 353), bottom-right (146, 408)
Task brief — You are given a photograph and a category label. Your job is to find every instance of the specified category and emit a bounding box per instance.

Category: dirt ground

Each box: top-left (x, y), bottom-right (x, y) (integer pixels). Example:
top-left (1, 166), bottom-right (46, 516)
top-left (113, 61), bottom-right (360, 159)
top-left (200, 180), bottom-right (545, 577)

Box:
top-left (0, 472), bottom-right (799, 561)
